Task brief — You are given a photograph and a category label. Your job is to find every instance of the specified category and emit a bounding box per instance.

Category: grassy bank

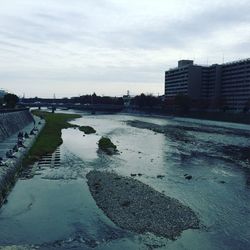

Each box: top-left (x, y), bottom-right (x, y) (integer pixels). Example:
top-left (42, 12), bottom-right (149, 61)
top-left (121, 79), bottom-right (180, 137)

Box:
top-left (23, 110), bottom-right (81, 165)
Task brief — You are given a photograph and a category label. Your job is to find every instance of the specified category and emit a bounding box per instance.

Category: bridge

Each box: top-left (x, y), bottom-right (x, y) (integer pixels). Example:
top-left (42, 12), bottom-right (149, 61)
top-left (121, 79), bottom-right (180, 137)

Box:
top-left (20, 102), bottom-right (124, 112)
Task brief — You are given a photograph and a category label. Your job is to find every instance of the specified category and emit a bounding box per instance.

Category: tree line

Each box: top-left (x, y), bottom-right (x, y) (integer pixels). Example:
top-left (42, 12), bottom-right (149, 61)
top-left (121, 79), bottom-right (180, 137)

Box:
top-left (3, 91), bottom-right (250, 113)
top-left (0, 93), bottom-right (19, 109)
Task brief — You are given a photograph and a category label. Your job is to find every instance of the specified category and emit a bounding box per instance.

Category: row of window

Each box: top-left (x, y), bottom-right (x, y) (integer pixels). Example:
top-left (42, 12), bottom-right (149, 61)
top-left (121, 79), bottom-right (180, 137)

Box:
top-left (221, 92), bottom-right (250, 99)
top-left (222, 84), bottom-right (250, 90)
top-left (222, 72), bottom-right (250, 78)
top-left (165, 70), bottom-right (188, 76)
top-left (165, 80), bottom-right (188, 85)
top-left (222, 64), bottom-right (250, 71)
top-left (165, 74), bottom-right (187, 78)
top-left (165, 88), bottom-right (188, 93)
top-left (166, 88), bottom-right (188, 93)
top-left (222, 82), bottom-right (250, 87)
top-left (222, 78), bottom-right (250, 84)
top-left (165, 77), bottom-right (188, 82)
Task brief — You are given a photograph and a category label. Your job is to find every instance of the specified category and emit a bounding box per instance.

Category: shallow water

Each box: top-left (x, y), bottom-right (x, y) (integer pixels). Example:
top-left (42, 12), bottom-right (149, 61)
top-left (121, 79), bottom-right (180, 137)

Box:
top-left (0, 111), bottom-right (250, 249)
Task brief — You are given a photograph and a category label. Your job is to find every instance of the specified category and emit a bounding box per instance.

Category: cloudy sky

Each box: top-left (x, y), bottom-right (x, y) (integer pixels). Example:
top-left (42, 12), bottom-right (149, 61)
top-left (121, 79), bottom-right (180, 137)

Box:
top-left (0, 0), bottom-right (249, 98)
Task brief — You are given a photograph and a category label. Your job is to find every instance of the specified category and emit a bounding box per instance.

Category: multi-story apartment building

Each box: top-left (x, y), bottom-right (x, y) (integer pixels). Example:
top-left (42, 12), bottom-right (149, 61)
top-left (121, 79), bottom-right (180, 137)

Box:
top-left (221, 59), bottom-right (250, 111)
top-left (165, 59), bottom-right (250, 111)
top-left (165, 60), bottom-right (201, 99)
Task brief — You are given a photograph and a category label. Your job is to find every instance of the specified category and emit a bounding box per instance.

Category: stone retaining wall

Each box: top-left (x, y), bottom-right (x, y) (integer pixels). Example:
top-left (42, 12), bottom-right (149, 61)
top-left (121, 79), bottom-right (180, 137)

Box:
top-left (0, 109), bottom-right (34, 142)
top-left (0, 117), bottom-right (45, 206)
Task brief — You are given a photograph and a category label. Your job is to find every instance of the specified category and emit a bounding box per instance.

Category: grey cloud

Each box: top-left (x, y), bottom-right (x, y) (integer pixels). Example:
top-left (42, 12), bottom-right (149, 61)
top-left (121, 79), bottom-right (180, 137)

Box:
top-left (227, 41), bottom-right (250, 55)
top-left (0, 17), bottom-right (84, 44)
top-left (0, 40), bottom-right (29, 51)
top-left (98, 2), bottom-right (250, 50)
top-left (1, 1), bottom-right (250, 50)
top-left (0, 62), bottom-right (163, 84)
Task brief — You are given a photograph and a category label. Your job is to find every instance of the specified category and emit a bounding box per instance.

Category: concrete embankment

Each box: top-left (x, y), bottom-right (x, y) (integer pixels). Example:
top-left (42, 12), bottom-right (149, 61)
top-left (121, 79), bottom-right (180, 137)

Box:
top-left (0, 110), bottom-right (45, 205)
top-left (0, 108), bottom-right (34, 141)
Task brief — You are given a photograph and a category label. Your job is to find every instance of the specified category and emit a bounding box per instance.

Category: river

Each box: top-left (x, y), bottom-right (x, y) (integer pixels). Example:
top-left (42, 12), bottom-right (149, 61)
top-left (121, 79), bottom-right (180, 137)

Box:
top-left (0, 110), bottom-right (249, 250)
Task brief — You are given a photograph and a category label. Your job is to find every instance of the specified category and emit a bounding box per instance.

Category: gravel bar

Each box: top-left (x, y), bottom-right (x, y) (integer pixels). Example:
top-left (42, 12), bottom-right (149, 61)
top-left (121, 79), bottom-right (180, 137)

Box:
top-left (86, 170), bottom-right (200, 239)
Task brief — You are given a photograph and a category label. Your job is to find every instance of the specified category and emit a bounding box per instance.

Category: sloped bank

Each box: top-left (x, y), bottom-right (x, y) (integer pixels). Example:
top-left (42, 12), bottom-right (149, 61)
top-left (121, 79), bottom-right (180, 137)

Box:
top-left (87, 170), bottom-right (200, 240)
top-left (0, 117), bottom-right (45, 206)
top-left (0, 108), bottom-right (34, 141)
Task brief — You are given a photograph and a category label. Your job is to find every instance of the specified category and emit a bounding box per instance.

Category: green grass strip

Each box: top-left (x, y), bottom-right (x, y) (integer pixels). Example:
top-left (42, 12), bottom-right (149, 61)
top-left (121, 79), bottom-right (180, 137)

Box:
top-left (23, 110), bottom-right (81, 166)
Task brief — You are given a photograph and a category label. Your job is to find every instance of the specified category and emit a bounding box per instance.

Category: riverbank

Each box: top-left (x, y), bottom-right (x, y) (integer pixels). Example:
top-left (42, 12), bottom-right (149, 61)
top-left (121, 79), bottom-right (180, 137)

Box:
top-left (87, 170), bottom-right (200, 240)
top-left (123, 109), bottom-right (250, 125)
top-left (23, 110), bottom-right (81, 166)
top-left (0, 116), bottom-right (45, 206)
top-left (0, 108), bottom-right (34, 141)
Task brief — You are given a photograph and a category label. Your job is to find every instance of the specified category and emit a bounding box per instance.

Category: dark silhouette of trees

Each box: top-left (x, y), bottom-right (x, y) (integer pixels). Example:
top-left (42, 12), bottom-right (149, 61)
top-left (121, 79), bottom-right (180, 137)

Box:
top-left (131, 94), bottom-right (162, 108)
top-left (243, 99), bottom-right (250, 113)
top-left (174, 93), bottom-right (191, 112)
top-left (23, 94), bottom-right (124, 106)
top-left (4, 93), bottom-right (19, 108)
top-left (0, 97), bottom-right (4, 108)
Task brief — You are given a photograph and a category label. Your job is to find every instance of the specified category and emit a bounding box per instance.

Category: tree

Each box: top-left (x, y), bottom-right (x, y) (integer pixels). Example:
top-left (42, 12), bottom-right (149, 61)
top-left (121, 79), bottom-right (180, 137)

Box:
top-left (4, 93), bottom-right (19, 108)
top-left (0, 97), bottom-right (4, 108)
top-left (174, 93), bottom-right (191, 112)
top-left (243, 99), bottom-right (250, 113)
top-left (131, 93), bottom-right (161, 108)
top-left (215, 97), bottom-right (228, 112)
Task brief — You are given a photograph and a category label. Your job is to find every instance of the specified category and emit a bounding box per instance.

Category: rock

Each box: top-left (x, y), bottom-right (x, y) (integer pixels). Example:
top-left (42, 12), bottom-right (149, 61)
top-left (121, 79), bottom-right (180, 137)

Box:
top-left (131, 174), bottom-right (137, 177)
top-left (185, 175), bottom-right (192, 180)
top-left (219, 180), bottom-right (226, 184)
top-left (157, 175), bottom-right (165, 179)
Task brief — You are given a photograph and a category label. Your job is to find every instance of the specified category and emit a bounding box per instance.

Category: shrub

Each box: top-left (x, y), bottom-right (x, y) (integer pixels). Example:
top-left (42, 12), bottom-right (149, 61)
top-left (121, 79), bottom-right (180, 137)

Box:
top-left (98, 137), bottom-right (117, 154)
top-left (79, 126), bottom-right (96, 134)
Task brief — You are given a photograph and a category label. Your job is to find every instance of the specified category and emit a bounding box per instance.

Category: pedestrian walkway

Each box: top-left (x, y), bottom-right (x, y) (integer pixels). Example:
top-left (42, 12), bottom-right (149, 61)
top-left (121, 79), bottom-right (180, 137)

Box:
top-left (0, 116), bottom-right (45, 163)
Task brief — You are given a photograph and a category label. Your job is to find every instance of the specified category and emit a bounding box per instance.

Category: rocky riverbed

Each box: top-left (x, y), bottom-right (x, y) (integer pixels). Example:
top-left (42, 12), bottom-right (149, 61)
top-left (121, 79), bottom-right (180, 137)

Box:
top-left (86, 170), bottom-right (200, 240)
top-left (127, 119), bottom-right (250, 169)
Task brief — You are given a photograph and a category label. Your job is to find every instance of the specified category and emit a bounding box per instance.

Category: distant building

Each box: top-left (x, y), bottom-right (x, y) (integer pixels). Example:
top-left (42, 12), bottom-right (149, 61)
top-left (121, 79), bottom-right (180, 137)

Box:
top-left (123, 90), bottom-right (132, 107)
top-left (165, 59), bottom-right (250, 111)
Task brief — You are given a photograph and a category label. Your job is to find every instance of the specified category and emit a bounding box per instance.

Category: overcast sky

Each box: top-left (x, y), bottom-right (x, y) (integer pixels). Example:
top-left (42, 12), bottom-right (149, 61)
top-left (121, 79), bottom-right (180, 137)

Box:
top-left (0, 0), bottom-right (249, 98)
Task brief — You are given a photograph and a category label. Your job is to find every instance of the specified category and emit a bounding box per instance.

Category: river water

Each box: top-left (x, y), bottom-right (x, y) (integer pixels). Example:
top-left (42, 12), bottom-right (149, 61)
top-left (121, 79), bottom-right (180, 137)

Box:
top-left (0, 110), bottom-right (249, 250)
